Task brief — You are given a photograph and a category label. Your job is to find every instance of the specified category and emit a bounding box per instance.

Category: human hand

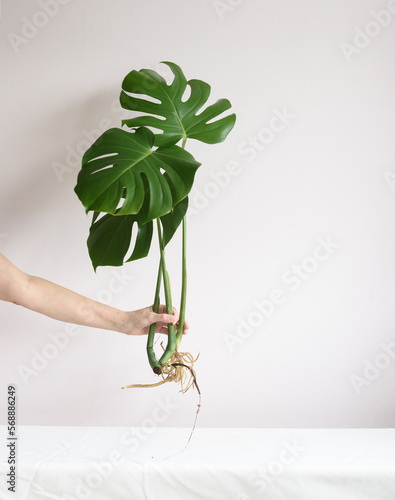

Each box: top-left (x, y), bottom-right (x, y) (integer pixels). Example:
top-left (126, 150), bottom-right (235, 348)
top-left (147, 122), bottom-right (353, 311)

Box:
top-left (121, 305), bottom-right (189, 336)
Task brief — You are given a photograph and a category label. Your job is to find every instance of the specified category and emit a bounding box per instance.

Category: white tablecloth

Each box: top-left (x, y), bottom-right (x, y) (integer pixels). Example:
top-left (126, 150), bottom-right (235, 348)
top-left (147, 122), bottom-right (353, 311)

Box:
top-left (0, 426), bottom-right (394, 499)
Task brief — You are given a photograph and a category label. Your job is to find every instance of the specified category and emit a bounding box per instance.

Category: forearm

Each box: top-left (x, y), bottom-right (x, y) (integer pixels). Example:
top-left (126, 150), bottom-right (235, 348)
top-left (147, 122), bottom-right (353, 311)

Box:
top-left (10, 274), bottom-right (128, 334)
top-left (0, 253), bottom-right (181, 337)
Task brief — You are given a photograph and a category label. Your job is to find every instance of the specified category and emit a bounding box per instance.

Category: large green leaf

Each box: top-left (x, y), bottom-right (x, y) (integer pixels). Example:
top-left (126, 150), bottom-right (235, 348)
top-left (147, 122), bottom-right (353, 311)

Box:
top-left (87, 198), bottom-right (189, 270)
top-left (74, 126), bottom-right (200, 222)
top-left (120, 61), bottom-right (236, 147)
top-left (86, 166), bottom-right (189, 270)
top-left (161, 197), bottom-right (188, 247)
top-left (88, 212), bottom-right (153, 271)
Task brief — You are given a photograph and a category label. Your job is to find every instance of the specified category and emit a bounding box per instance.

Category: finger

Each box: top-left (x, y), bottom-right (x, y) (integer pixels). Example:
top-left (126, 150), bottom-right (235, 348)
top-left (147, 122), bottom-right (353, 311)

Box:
top-left (156, 304), bottom-right (165, 314)
top-left (154, 313), bottom-right (178, 326)
top-left (156, 305), bottom-right (179, 324)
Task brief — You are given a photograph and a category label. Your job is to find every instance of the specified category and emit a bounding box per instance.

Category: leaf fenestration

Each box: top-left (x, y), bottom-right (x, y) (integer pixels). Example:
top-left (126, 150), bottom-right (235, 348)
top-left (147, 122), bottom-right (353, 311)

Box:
top-left (74, 126), bottom-right (200, 222)
top-left (121, 61), bottom-right (236, 147)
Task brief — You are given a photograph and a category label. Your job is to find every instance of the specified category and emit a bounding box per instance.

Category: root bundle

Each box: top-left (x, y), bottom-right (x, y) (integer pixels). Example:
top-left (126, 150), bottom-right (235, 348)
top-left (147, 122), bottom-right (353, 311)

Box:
top-left (122, 350), bottom-right (200, 394)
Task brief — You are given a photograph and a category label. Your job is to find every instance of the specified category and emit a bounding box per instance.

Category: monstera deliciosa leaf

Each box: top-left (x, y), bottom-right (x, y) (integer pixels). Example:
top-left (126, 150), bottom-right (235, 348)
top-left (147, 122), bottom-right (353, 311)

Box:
top-left (120, 61), bottom-right (236, 147)
top-left (87, 197), bottom-right (189, 270)
top-left (75, 126), bottom-right (200, 222)
top-left (88, 211), bottom-right (152, 270)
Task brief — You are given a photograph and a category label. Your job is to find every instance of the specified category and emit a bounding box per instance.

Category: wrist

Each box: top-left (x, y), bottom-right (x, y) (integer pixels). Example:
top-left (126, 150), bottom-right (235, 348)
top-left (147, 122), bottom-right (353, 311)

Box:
top-left (114, 309), bottom-right (131, 334)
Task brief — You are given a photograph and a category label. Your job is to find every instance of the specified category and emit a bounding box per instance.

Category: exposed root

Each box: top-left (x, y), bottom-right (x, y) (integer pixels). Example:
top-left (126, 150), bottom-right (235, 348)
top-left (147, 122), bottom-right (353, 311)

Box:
top-left (163, 351), bottom-right (200, 394)
top-left (121, 350), bottom-right (199, 393)
top-left (163, 376), bottom-right (201, 460)
top-left (121, 379), bottom-right (170, 390)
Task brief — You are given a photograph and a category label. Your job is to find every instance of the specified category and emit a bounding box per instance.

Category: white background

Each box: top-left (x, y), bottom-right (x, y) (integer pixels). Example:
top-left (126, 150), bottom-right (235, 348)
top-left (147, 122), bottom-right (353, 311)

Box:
top-left (1, 0), bottom-right (395, 428)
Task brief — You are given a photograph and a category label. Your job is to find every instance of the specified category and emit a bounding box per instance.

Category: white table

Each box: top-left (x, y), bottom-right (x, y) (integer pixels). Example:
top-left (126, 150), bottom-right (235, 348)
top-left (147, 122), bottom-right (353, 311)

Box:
top-left (1, 426), bottom-right (394, 499)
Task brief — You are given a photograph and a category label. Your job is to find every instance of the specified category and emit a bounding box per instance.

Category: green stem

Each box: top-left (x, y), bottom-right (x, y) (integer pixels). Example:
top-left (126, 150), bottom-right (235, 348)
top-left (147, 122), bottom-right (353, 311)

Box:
top-left (176, 215), bottom-right (187, 348)
top-left (157, 219), bottom-right (176, 366)
top-left (147, 261), bottom-right (162, 374)
top-left (176, 136), bottom-right (188, 348)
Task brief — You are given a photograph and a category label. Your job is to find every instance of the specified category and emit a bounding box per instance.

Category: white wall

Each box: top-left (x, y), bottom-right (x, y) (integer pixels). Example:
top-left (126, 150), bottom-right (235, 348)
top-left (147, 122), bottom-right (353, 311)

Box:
top-left (1, 0), bottom-right (395, 428)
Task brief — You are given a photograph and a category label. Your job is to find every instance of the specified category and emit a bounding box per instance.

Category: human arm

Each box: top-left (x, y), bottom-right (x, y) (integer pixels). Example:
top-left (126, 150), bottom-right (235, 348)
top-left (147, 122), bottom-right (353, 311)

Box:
top-left (0, 253), bottom-right (188, 336)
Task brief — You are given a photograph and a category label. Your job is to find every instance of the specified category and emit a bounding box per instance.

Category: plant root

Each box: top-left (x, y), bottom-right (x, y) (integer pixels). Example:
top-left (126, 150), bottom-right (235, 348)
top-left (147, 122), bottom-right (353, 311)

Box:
top-left (121, 350), bottom-right (200, 393)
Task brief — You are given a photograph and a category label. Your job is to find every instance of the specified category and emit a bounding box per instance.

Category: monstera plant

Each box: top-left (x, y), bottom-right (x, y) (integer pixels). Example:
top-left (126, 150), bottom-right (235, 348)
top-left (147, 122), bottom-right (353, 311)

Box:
top-left (74, 62), bottom-right (235, 390)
